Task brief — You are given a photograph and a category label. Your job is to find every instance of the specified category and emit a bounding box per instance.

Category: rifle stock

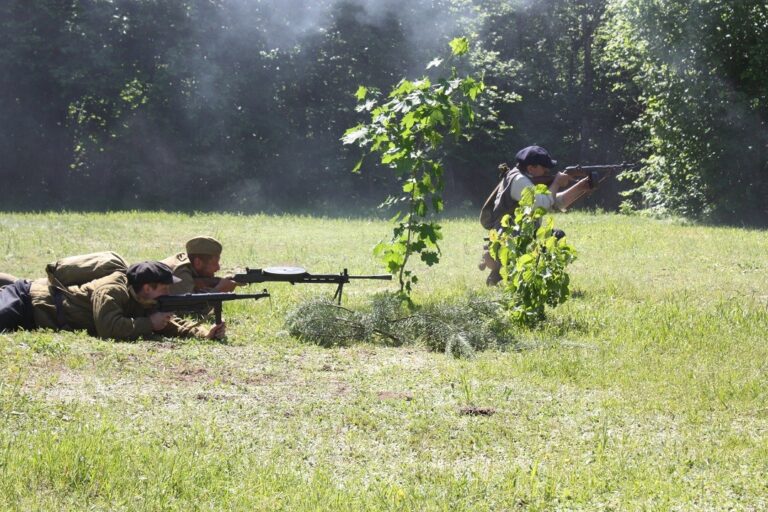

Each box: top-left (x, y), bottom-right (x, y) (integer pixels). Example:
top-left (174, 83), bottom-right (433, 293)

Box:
top-left (155, 290), bottom-right (270, 324)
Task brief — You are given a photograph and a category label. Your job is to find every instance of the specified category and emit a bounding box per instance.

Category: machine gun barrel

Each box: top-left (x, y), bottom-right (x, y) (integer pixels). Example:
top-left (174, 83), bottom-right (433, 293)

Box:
top-left (230, 268), bottom-right (392, 304)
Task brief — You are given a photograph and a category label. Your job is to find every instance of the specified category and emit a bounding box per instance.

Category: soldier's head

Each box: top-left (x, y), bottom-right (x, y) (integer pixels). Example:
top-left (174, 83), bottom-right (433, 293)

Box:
top-left (515, 145), bottom-right (557, 177)
top-left (185, 236), bottom-right (223, 278)
top-left (127, 261), bottom-right (180, 299)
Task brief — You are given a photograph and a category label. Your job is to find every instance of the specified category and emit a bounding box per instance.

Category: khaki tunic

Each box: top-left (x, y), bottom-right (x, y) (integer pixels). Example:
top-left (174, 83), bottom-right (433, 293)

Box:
top-left (161, 252), bottom-right (197, 294)
top-left (29, 271), bottom-right (207, 341)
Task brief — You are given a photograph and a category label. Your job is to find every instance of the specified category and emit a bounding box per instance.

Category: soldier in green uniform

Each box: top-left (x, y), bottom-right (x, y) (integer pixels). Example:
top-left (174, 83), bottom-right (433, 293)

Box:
top-left (162, 236), bottom-right (241, 295)
top-left (0, 261), bottom-right (226, 341)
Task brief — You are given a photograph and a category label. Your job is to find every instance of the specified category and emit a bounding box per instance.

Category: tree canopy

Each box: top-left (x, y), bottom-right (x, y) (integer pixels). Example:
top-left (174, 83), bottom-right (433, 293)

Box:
top-left (1, 0), bottom-right (765, 224)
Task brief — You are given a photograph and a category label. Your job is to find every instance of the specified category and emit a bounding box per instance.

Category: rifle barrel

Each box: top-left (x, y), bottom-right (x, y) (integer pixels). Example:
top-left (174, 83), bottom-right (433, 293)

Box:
top-left (564, 163), bottom-right (637, 172)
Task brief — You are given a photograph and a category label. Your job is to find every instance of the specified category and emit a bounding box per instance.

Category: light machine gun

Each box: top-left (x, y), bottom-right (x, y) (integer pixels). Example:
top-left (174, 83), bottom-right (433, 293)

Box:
top-left (155, 290), bottom-right (270, 324)
top-left (196, 267), bottom-right (392, 304)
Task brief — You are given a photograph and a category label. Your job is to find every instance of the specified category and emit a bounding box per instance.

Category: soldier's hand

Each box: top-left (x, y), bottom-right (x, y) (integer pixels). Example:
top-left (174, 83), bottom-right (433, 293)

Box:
top-left (149, 312), bottom-right (173, 331)
top-left (553, 172), bottom-right (575, 187)
top-left (213, 278), bottom-right (240, 293)
top-left (206, 322), bottom-right (227, 340)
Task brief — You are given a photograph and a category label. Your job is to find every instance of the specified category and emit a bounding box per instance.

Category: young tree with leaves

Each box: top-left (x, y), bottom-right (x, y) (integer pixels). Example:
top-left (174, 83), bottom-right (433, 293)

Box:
top-left (488, 184), bottom-right (577, 326)
top-left (343, 37), bottom-right (484, 302)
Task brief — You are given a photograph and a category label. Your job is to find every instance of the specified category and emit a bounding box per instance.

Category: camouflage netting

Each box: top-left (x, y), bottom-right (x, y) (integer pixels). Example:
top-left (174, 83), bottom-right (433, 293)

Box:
top-left (284, 292), bottom-right (516, 357)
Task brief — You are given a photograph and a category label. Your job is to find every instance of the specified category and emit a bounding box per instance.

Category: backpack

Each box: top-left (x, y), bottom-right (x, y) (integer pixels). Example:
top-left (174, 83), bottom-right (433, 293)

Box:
top-left (479, 163), bottom-right (519, 230)
top-left (46, 251), bottom-right (128, 290)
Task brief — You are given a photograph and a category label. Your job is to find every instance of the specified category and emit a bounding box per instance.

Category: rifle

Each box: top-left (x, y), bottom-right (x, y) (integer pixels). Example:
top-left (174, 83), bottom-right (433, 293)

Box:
top-left (530, 162), bottom-right (638, 189)
top-left (196, 267), bottom-right (392, 304)
top-left (155, 290), bottom-right (270, 324)
top-left (481, 161), bottom-right (638, 231)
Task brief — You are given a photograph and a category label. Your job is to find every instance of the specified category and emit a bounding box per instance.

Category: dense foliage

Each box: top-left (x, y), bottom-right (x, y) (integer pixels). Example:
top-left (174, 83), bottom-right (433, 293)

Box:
top-left (1, 0), bottom-right (765, 224)
top-left (601, 0), bottom-right (768, 222)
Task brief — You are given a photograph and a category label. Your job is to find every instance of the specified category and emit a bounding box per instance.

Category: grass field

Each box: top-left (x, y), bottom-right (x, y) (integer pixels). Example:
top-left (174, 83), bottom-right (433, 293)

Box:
top-left (1, 211), bottom-right (767, 510)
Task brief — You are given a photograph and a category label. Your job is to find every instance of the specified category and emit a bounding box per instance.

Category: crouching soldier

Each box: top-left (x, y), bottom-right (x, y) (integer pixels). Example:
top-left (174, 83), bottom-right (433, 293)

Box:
top-left (479, 145), bottom-right (590, 286)
top-left (0, 261), bottom-right (225, 341)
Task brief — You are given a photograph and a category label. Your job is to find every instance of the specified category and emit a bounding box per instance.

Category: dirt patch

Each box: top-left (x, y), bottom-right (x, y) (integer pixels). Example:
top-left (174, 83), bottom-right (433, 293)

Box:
top-left (459, 406), bottom-right (496, 416)
top-left (377, 391), bottom-right (413, 401)
top-left (148, 341), bottom-right (179, 351)
top-left (195, 392), bottom-right (231, 402)
top-left (243, 373), bottom-right (276, 385)
top-left (176, 367), bottom-right (209, 382)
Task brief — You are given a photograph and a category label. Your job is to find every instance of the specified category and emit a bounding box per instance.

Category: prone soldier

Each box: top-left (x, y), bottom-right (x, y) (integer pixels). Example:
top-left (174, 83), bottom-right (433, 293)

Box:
top-left (162, 236), bottom-right (241, 294)
top-left (0, 261), bottom-right (225, 340)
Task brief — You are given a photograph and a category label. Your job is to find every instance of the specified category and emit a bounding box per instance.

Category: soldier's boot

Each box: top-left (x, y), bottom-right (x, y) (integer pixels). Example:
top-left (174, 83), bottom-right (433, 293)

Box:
top-left (486, 266), bottom-right (502, 286)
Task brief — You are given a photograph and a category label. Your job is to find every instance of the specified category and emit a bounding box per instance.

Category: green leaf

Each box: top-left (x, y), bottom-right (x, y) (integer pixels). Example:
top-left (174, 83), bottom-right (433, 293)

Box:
top-left (498, 246), bottom-right (509, 266)
top-left (355, 86), bottom-right (368, 101)
top-left (426, 58), bottom-right (443, 69)
top-left (342, 125), bottom-right (368, 145)
top-left (449, 37), bottom-right (469, 56)
top-left (390, 79), bottom-right (414, 97)
top-left (401, 111), bottom-right (417, 130)
top-left (421, 251), bottom-right (440, 266)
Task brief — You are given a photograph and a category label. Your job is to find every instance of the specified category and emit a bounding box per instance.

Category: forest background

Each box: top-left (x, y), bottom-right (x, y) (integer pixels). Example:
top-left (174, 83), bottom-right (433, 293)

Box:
top-left (1, 0), bottom-right (766, 225)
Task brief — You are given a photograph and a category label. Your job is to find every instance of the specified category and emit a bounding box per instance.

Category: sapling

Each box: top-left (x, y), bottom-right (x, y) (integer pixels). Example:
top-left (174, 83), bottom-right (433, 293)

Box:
top-left (488, 184), bottom-right (577, 326)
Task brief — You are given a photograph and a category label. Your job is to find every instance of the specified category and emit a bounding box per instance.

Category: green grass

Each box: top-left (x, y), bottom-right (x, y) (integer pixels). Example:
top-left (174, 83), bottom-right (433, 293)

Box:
top-left (1, 211), bottom-right (767, 510)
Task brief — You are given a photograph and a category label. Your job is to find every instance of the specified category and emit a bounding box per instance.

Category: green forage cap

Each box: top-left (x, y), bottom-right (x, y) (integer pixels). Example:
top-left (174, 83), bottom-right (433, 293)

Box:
top-left (185, 236), bottom-right (223, 256)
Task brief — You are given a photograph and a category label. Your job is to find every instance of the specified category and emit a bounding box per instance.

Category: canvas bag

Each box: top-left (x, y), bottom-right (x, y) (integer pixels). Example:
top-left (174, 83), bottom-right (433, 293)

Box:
top-left (46, 251), bottom-right (128, 290)
top-left (479, 163), bottom-right (519, 229)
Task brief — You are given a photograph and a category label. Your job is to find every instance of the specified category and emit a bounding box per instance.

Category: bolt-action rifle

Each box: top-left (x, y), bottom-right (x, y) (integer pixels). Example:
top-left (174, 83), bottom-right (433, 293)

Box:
top-left (525, 162), bottom-right (638, 206)
top-left (196, 267), bottom-right (392, 304)
top-left (481, 162), bottom-right (638, 228)
top-left (529, 162), bottom-right (638, 189)
top-left (155, 290), bottom-right (270, 324)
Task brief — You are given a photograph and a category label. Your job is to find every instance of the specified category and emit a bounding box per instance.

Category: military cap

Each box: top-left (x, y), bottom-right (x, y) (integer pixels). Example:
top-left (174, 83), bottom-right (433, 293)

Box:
top-left (515, 145), bottom-right (557, 169)
top-left (127, 261), bottom-right (181, 287)
top-left (185, 236), bottom-right (223, 256)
